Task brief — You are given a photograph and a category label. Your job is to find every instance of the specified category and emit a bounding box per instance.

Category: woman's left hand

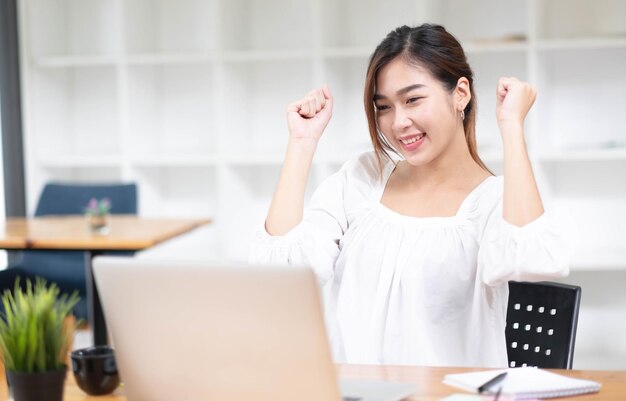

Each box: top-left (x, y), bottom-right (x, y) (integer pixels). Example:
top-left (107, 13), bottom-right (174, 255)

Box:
top-left (495, 77), bottom-right (537, 131)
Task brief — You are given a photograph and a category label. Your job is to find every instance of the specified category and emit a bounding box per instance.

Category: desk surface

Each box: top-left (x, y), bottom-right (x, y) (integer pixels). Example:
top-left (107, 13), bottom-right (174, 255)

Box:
top-left (1, 365), bottom-right (624, 400)
top-left (0, 216), bottom-right (211, 251)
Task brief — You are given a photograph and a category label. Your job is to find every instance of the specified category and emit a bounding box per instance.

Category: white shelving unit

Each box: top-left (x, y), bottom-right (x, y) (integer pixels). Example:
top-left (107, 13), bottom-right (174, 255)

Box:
top-left (16, 0), bottom-right (626, 368)
top-left (17, 0), bottom-right (626, 267)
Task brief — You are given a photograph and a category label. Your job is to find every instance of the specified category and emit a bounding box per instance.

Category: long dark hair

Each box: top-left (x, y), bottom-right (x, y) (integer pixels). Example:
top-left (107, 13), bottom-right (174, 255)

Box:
top-left (364, 24), bottom-right (491, 174)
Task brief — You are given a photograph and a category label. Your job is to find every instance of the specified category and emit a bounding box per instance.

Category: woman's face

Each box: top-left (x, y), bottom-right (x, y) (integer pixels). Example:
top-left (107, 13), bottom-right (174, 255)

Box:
top-left (374, 57), bottom-right (462, 167)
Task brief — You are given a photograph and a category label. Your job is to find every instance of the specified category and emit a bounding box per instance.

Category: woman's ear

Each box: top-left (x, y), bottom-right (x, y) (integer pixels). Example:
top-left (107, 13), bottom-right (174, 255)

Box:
top-left (455, 77), bottom-right (471, 111)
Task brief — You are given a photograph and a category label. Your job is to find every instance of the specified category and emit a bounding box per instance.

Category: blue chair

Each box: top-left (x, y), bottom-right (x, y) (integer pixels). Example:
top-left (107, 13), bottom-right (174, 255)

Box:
top-left (0, 183), bottom-right (137, 319)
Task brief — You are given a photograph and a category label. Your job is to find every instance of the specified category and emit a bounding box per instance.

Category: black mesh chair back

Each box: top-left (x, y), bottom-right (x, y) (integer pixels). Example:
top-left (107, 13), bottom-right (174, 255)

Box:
top-left (506, 281), bottom-right (581, 369)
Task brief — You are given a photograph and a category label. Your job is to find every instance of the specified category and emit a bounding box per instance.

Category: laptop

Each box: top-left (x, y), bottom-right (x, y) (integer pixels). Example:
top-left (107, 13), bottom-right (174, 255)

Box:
top-left (93, 257), bottom-right (416, 401)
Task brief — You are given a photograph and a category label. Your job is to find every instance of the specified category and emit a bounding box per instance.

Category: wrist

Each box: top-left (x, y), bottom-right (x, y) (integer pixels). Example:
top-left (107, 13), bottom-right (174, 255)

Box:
top-left (497, 118), bottom-right (524, 131)
top-left (286, 138), bottom-right (318, 163)
top-left (501, 130), bottom-right (528, 156)
top-left (287, 137), bottom-right (318, 152)
top-left (498, 120), bottom-right (525, 140)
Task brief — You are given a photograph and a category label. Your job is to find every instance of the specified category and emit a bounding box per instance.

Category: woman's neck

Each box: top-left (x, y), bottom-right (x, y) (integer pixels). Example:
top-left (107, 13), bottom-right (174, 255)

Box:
top-left (399, 130), bottom-right (485, 188)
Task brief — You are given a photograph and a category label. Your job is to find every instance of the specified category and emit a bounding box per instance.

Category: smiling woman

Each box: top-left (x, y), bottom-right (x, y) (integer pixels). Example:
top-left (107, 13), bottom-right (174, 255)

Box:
top-left (250, 24), bottom-right (570, 368)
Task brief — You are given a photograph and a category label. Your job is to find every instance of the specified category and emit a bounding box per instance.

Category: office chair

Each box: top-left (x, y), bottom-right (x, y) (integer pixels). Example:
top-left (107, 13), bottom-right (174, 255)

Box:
top-left (505, 281), bottom-right (581, 369)
top-left (0, 183), bottom-right (138, 319)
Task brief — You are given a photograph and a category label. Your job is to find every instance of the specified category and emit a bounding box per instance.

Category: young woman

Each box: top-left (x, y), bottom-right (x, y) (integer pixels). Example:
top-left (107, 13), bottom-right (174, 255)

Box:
top-left (250, 24), bottom-right (569, 367)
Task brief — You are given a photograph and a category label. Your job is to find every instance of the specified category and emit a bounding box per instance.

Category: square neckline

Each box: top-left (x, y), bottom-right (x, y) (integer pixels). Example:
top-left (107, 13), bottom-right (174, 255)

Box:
top-left (374, 160), bottom-right (495, 221)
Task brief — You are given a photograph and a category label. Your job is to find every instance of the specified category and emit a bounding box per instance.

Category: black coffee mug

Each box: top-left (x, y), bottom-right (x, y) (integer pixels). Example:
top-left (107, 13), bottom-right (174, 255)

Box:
top-left (70, 346), bottom-right (120, 395)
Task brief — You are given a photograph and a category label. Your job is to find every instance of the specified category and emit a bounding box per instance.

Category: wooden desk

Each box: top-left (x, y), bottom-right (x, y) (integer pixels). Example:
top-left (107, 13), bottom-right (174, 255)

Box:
top-left (0, 216), bottom-right (211, 345)
top-left (340, 365), bottom-right (626, 400)
top-left (0, 364), bottom-right (624, 400)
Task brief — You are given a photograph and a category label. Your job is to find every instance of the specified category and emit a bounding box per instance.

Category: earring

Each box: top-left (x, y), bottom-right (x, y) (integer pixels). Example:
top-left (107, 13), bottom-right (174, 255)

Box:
top-left (460, 110), bottom-right (465, 121)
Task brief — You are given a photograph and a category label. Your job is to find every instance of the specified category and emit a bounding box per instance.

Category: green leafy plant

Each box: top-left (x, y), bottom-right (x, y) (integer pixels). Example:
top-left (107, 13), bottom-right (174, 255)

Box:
top-left (0, 278), bottom-right (79, 373)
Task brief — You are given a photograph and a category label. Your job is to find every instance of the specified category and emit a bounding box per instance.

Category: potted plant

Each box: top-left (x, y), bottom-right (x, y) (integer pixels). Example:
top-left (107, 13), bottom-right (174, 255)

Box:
top-left (84, 197), bottom-right (112, 235)
top-left (0, 278), bottom-right (79, 401)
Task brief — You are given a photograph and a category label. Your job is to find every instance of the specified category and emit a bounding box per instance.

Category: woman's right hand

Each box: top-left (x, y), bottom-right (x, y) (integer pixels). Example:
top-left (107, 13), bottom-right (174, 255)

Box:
top-left (266, 86), bottom-right (333, 235)
top-left (286, 85), bottom-right (333, 143)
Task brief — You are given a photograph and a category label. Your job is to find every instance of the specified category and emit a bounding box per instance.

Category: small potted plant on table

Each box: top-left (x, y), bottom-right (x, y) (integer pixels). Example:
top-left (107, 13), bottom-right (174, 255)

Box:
top-left (0, 279), bottom-right (79, 401)
top-left (84, 197), bottom-right (112, 235)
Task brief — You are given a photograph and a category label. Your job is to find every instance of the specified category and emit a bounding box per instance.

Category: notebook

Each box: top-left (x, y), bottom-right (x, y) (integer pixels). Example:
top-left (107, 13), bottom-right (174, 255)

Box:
top-left (93, 257), bottom-right (416, 401)
top-left (443, 367), bottom-right (601, 399)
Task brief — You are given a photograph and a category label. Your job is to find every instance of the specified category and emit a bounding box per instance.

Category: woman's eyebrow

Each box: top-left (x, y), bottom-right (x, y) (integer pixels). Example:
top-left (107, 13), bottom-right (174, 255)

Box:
top-left (397, 83), bottom-right (425, 95)
top-left (373, 83), bottom-right (426, 100)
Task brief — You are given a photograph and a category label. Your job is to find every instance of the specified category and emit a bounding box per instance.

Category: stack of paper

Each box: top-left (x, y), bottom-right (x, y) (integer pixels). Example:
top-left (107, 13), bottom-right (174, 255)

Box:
top-left (443, 367), bottom-right (601, 399)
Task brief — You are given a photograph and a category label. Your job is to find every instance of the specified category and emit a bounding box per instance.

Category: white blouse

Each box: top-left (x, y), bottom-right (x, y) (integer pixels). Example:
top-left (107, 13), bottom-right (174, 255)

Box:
top-left (249, 152), bottom-right (569, 367)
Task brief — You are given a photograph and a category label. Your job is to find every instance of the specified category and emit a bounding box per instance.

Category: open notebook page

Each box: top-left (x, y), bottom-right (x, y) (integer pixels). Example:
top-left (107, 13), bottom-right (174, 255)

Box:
top-left (443, 367), bottom-right (601, 400)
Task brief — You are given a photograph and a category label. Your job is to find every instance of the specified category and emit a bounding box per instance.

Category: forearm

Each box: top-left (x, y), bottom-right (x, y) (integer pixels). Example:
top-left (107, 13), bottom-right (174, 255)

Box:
top-left (265, 139), bottom-right (318, 235)
top-left (501, 123), bottom-right (544, 226)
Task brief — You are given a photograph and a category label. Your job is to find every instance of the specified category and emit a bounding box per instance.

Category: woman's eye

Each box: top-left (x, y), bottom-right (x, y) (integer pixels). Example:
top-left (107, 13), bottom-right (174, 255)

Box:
top-left (407, 97), bottom-right (422, 104)
top-left (375, 104), bottom-right (390, 111)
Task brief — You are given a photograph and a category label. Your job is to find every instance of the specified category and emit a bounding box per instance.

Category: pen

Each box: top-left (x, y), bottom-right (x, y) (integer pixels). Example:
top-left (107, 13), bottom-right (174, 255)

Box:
top-left (493, 385), bottom-right (503, 401)
top-left (477, 372), bottom-right (508, 393)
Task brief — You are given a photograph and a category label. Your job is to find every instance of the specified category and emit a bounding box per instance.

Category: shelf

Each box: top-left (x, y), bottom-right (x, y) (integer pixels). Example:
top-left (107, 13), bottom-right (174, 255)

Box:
top-left (535, 48), bottom-right (626, 151)
top-left (18, 0), bottom-right (626, 270)
top-left (221, 152), bottom-right (374, 167)
top-left (123, 0), bottom-right (218, 54)
top-left (26, 0), bottom-right (121, 58)
top-left (428, 0), bottom-right (527, 45)
top-left (538, 148), bottom-right (626, 162)
top-left (130, 154), bottom-right (220, 167)
top-left (34, 55), bottom-right (118, 68)
top-left (222, 59), bottom-right (313, 155)
top-left (319, 0), bottom-right (423, 48)
top-left (37, 155), bottom-right (121, 168)
top-left (29, 66), bottom-right (120, 158)
top-left (321, 47), bottom-right (374, 59)
top-left (133, 165), bottom-right (218, 217)
top-left (221, 50), bottom-right (313, 62)
top-left (126, 53), bottom-right (214, 65)
top-left (221, 154), bottom-right (284, 166)
top-left (537, 37), bottom-right (626, 51)
top-left (537, 0), bottom-right (626, 40)
top-left (38, 166), bottom-right (124, 183)
top-left (126, 63), bottom-right (216, 155)
top-left (461, 148), bottom-right (626, 165)
top-left (221, 0), bottom-right (313, 51)
top-left (463, 40), bottom-right (527, 54)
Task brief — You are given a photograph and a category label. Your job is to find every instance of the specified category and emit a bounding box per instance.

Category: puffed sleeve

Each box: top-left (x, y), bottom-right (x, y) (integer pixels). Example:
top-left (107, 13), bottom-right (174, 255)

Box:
top-left (249, 166), bottom-right (349, 286)
top-left (477, 179), bottom-right (570, 287)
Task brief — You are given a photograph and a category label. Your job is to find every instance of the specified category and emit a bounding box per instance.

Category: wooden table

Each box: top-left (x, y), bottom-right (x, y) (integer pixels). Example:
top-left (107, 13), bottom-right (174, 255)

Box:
top-left (0, 216), bottom-right (210, 345)
top-left (0, 364), bottom-right (624, 400)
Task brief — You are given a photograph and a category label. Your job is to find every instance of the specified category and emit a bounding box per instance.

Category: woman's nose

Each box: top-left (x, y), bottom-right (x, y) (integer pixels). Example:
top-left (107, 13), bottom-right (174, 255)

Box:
top-left (392, 112), bottom-right (412, 131)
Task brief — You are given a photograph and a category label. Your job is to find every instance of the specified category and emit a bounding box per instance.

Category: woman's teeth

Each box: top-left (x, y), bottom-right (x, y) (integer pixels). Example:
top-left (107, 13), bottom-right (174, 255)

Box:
top-left (401, 134), bottom-right (425, 145)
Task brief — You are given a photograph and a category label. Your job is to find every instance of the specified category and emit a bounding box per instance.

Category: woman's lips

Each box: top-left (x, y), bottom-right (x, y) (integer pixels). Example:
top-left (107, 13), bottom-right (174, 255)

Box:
top-left (399, 133), bottom-right (426, 151)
